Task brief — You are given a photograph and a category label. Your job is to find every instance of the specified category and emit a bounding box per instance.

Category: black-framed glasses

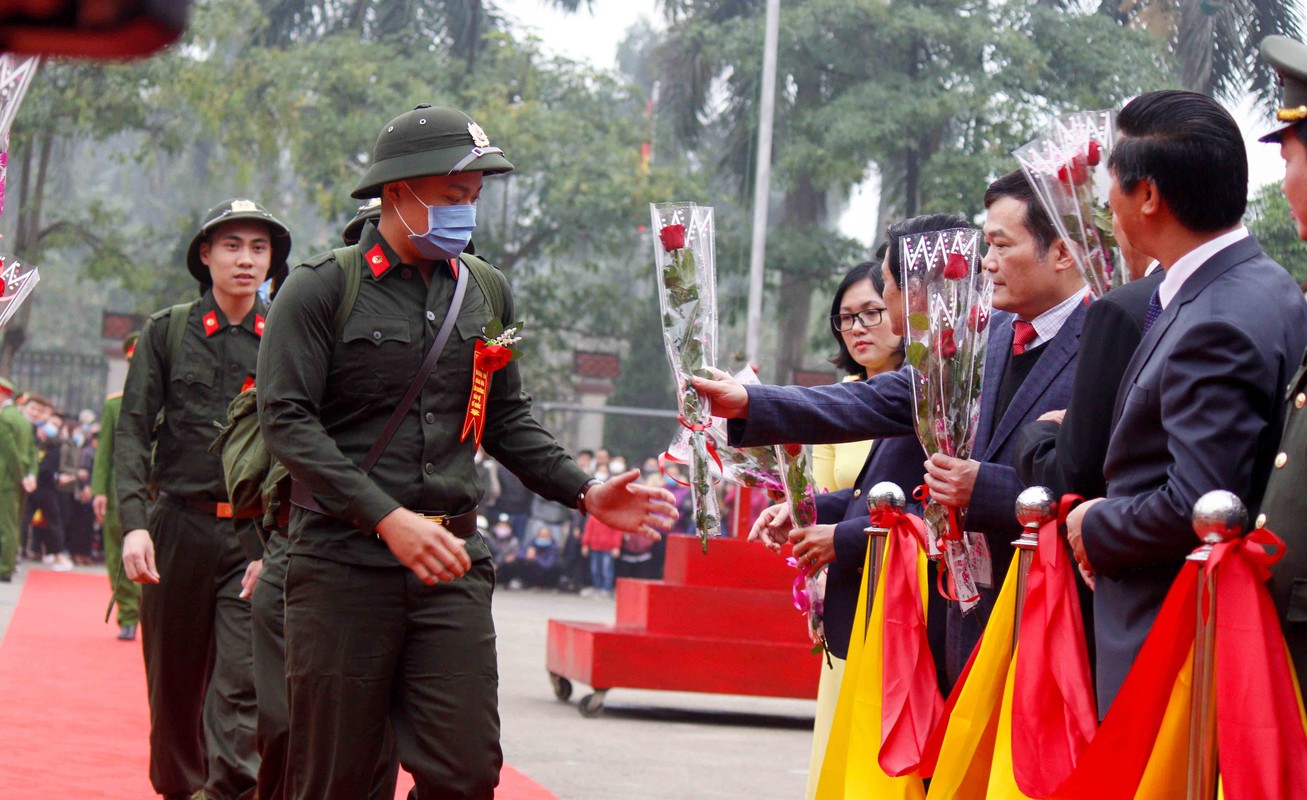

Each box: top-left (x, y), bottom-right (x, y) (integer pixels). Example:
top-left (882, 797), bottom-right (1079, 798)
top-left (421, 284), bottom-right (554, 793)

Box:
top-left (831, 309), bottom-right (885, 331)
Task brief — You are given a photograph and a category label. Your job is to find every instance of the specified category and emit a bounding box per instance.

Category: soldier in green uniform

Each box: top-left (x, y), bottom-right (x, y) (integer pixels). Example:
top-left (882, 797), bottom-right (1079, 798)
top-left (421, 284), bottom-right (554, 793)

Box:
top-left (248, 197), bottom-right (395, 800)
top-left (0, 377), bottom-right (38, 582)
top-left (258, 105), bottom-right (676, 799)
top-left (92, 332), bottom-right (142, 639)
top-left (1257, 35), bottom-right (1307, 693)
top-left (117, 199), bottom-right (291, 800)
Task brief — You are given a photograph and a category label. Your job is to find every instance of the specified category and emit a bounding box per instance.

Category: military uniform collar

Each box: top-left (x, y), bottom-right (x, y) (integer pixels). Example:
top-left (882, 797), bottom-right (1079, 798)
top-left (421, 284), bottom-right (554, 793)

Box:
top-left (198, 290), bottom-right (267, 338)
top-left (357, 220), bottom-right (460, 281)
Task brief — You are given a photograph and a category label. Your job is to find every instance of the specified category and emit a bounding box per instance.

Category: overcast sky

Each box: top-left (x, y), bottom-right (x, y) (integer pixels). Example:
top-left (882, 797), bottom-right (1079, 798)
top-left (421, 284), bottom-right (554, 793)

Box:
top-left (499, 0), bottom-right (1289, 244)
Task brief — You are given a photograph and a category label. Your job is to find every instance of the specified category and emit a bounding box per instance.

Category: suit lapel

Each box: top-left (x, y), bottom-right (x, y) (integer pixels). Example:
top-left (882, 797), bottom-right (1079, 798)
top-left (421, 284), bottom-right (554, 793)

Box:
top-left (1112, 236), bottom-right (1260, 422)
top-left (985, 301), bottom-right (1086, 458)
top-left (972, 312), bottom-right (1013, 460)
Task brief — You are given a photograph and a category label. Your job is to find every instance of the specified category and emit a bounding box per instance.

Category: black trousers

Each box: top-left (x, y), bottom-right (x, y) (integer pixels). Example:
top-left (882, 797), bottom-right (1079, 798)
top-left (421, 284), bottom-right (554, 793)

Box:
top-left (251, 535), bottom-right (399, 800)
top-left (141, 504), bottom-right (258, 800)
top-left (284, 555), bottom-right (501, 800)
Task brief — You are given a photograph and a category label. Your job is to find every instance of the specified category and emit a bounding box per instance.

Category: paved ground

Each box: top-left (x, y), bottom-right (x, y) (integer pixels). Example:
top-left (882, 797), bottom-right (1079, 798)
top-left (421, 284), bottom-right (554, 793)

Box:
top-left (0, 562), bottom-right (816, 799)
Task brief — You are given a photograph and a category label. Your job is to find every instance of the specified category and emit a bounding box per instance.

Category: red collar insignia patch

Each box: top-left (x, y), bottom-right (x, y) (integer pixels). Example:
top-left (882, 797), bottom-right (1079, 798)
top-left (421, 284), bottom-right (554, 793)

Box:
top-left (241, 376), bottom-right (255, 393)
top-left (365, 244), bottom-right (390, 278)
top-left (203, 311), bottom-right (220, 337)
top-left (448, 258), bottom-right (459, 279)
top-left (254, 314), bottom-right (265, 337)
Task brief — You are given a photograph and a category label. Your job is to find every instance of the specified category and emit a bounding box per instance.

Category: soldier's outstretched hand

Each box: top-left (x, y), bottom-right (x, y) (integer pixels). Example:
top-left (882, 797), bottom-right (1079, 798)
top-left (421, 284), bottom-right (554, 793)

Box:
top-left (123, 529), bottom-right (160, 584)
top-left (586, 469), bottom-right (678, 540)
top-left (748, 503), bottom-right (793, 552)
top-left (376, 507), bottom-right (472, 585)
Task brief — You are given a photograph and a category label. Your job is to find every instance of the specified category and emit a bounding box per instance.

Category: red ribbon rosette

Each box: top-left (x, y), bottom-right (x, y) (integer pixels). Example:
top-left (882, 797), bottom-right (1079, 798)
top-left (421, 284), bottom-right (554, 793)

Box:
top-left (460, 340), bottom-right (515, 447)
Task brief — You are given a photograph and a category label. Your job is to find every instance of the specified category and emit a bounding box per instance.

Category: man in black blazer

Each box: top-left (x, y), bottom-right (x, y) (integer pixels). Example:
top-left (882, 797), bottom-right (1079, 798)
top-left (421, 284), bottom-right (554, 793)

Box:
top-left (1015, 233), bottom-right (1162, 500)
top-left (697, 176), bottom-right (1090, 682)
top-left (1066, 90), bottom-right (1307, 712)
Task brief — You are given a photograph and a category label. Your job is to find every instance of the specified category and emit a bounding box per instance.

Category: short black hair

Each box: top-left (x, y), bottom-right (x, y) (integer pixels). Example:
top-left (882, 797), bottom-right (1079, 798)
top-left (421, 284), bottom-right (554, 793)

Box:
top-left (884, 213), bottom-right (973, 290)
top-left (983, 170), bottom-right (1058, 257)
top-left (828, 262), bottom-right (900, 377)
top-left (1109, 90), bottom-right (1247, 232)
top-left (1291, 121), bottom-right (1307, 147)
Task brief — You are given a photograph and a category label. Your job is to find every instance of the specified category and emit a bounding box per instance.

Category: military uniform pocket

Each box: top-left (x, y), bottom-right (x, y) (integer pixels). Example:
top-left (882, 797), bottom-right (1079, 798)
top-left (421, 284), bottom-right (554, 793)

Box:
top-left (169, 369), bottom-right (216, 423)
top-left (335, 314), bottom-right (417, 399)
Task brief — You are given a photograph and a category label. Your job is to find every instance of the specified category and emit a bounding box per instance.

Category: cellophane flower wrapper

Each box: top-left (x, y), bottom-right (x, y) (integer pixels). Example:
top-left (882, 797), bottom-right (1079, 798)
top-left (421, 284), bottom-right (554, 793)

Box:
top-left (652, 202), bottom-right (720, 552)
top-left (0, 256), bottom-right (40, 328)
top-left (666, 366), bottom-right (785, 493)
top-left (900, 227), bottom-right (992, 611)
top-left (1014, 109), bottom-right (1124, 298)
top-left (776, 443), bottom-right (826, 649)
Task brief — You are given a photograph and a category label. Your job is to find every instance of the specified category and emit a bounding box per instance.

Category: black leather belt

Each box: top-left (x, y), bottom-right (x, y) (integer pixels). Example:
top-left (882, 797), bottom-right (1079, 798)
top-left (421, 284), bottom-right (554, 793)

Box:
top-left (157, 492), bottom-right (261, 520)
top-left (415, 510), bottom-right (479, 539)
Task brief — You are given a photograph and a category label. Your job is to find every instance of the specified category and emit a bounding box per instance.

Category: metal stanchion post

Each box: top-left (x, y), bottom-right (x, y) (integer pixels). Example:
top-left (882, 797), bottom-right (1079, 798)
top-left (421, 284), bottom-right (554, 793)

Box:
top-left (863, 481), bottom-right (905, 614)
top-left (1186, 490), bottom-right (1245, 800)
top-left (1011, 486), bottom-right (1056, 647)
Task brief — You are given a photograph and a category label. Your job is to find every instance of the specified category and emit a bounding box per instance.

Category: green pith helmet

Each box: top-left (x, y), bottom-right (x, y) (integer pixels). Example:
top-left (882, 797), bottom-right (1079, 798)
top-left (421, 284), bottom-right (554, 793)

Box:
top-left (341, 198), bottom-right (382, 246)
top-left (1260, 35), bottom-right (1307, 143)
top-left (351, 104), bottom-right (514, 200)
top-left (0, 376), bottom-right (14, 396)
top-left (185, 199), bottom-right (293, 288)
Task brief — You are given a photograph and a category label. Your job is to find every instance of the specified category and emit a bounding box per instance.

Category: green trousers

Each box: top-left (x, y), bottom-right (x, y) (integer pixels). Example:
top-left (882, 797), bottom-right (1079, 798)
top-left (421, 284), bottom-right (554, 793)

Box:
top-left (284, 554), bottom-right (500, 800)
top-left (101, 503), bottom-right (140, 626)
top-left (251, 534), bottom-right (399, 800)
top-left (0, 487), bottom-right (23, 578)
top-left (141, 503), bottom-right (258, 800)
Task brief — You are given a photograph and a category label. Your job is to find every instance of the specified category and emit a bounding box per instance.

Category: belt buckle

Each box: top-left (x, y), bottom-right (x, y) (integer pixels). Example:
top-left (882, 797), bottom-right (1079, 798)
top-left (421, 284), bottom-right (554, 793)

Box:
top-left (421, 513), bottom-right (446, 528)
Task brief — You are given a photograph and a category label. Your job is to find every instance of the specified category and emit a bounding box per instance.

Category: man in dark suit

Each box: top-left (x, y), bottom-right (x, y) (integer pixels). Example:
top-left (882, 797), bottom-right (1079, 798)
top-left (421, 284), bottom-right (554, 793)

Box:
top-left (696, 172), bottom-right (1089, 682)
top-left (1254, 34), bottom-right (1307, 692)
top-left (1066, 90), bottom-right (1307, 713)
top-left (1015, 275), bottom-right (1163, 499)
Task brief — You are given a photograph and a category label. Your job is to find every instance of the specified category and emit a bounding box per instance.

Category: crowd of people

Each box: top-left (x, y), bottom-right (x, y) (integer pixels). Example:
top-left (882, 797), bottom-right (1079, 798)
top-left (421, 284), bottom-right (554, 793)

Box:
top-left (478, 448), bottom-right (690, 596)
top-left (0, 385), bottom-right (109, 577)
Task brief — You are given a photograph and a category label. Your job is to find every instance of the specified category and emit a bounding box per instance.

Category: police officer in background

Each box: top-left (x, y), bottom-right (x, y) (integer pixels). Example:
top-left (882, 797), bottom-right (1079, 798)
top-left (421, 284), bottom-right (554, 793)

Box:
top-left (117, 199), bottom-right (291, 800)
top-left (1256, 34), bottom-right (1307, 692)
top-left (258, 105), bottom-right (676, 799)
top-left (92, 332), bottom-right (142, 640)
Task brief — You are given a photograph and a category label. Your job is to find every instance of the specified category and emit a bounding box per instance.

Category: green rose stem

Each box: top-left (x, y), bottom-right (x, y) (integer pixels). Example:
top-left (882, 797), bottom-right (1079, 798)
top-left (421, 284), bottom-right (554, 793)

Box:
top-left (663, 243), bottom-right (719, 553)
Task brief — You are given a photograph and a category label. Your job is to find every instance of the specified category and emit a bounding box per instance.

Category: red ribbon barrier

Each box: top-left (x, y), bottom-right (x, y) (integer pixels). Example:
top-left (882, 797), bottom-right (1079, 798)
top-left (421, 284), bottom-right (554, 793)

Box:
top-left (876, 505), bottom-right (944, 776)
top-left (1209, 528), bottom-right (1307, 800)
top-left (1011, 494), bottom-right (1097, 797)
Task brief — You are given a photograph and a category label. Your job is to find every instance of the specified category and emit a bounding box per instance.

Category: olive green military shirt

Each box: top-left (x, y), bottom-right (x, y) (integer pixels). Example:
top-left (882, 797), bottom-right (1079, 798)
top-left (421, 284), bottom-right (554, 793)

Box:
top-left (258, 222), bottom-right (591, 568)
top-left (1264, 353), bottom-right (1307, 627)
top-left (0, 401), bottom-right (37, 490)
top-left (114, 291), bottom-right (267, 533)
top-left (91, 393), bottom-right (121, 506)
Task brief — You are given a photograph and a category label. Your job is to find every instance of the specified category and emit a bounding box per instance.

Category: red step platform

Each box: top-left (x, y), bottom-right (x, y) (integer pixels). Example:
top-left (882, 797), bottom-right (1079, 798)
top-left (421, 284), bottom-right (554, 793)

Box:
top-left (546, 533), bottom-right (821, 715)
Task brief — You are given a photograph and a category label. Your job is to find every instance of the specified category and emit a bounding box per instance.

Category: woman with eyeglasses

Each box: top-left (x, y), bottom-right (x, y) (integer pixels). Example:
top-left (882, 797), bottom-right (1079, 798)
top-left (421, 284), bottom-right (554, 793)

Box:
top-left (765, 216), bottom-right (968, 798)
top-left (812, 257), bottom-right (906, 493)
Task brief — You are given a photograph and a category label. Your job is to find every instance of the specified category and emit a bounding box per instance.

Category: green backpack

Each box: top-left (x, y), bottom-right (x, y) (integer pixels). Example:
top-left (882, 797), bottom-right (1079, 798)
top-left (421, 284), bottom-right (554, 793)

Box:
top-left (210, 247), bottom-right (506, 535)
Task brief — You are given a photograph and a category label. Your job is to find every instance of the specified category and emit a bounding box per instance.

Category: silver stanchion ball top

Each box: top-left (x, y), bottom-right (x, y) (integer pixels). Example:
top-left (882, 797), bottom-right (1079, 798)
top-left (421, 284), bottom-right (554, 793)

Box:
top-left (1015, 486), bottom-right (1057, 528)
top-left (1192, 490), bottom-right (1246, 544)
top-left (866, 481), bottom-right (906, 514)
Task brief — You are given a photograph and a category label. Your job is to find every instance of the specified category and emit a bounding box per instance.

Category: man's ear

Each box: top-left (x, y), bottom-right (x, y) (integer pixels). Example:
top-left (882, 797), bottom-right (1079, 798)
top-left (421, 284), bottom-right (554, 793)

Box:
top-left (197, 239), bottom-right (211, 267)
top-left (1050, 237), bottom-right (1078, 273)
top-left (1139, 178), bottom-right (1163, 218)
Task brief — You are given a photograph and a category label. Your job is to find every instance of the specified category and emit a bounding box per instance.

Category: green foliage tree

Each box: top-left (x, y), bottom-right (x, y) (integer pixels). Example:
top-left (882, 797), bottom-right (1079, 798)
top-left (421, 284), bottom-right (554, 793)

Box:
top-left (1248, 182), bottom-right (1307, 285)
top-left (651, 0), bottom-right (1171, 381)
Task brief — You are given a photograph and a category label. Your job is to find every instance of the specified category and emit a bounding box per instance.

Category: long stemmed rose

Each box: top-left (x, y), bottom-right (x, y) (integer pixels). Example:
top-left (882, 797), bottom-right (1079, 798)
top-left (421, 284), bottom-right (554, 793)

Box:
top-left (0, 255), bottom-right (39, 329)
top-left (775, 442), bottom-right (828, 657)
top-left (1015, 109), bottom-right (1125, 297)
top-left (665, 367), bottom-right (785, 493)
top-left (900, 227), bottom-right (992, 611)
top-left (651, 202), bottom-right (721, 552)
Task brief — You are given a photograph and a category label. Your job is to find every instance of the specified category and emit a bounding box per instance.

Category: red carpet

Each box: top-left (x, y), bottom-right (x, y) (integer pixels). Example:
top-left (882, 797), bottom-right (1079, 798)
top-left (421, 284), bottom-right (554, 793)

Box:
top-left (0, 570), bottom-right (556, 799)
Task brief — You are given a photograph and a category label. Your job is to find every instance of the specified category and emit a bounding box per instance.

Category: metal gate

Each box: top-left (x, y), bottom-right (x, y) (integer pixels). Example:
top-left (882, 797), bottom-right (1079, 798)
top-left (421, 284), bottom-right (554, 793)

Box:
top-left (11, 350), bottom-right (108, 416)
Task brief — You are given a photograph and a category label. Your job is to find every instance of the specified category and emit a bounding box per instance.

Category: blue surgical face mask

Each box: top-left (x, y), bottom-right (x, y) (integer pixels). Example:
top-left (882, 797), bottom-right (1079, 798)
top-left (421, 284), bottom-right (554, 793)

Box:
top-left (400, 182), bottom-right (477, 261)
top-left (41, 422), bottom-right (59, 439)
